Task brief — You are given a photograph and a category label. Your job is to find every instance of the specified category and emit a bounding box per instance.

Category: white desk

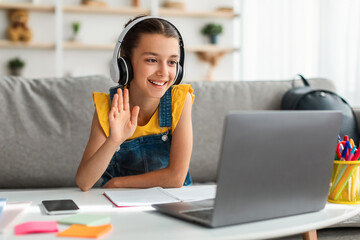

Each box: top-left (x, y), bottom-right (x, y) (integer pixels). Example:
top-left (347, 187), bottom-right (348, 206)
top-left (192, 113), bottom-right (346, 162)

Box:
top-left (0, 186), bottom-right (359, 240)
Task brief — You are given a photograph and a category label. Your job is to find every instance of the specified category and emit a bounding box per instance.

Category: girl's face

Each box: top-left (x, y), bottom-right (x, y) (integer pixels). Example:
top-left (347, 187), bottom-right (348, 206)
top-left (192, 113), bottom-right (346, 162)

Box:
top-left (130, 33), bottom-right (179, 99)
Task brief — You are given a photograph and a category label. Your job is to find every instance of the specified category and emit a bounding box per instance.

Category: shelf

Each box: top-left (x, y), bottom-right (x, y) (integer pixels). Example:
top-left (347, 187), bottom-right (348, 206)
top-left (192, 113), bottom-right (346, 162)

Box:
top-left (0, 2), bottom-right (54, 12)
top-left (186, 45), bottom-right (238, 53)
top-left (0, 39), bottom-right (55, 49)
top-left (63, 41), bottom-right (114, 50)
top-left (159, 8), bottom-right (239, 18)
top-left (0, 0), bottom-right (240, 79)
top-left (62, 42), bottom-right (238, 53)
top-left (63, 5), bottom-right (149, 15)
top-left (0, 3), bottom-right (236, 18)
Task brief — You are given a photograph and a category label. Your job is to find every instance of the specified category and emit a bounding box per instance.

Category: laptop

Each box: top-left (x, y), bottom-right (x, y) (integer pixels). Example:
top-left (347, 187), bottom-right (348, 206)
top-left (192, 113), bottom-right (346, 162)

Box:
top-left (153, 111), bottom-right (342, 228)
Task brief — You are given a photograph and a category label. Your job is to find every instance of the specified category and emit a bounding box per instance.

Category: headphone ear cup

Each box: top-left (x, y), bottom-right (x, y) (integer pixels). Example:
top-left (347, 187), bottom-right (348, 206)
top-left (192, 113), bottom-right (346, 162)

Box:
top-left (118, 57), bottom-right (133, 86)
top-left (174, 62), bottom-right (183, 85)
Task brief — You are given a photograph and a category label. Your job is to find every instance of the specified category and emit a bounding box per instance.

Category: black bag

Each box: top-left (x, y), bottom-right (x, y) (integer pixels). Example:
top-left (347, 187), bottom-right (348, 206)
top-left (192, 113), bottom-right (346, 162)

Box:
top-left (281, 74), bottom-right (360, 144)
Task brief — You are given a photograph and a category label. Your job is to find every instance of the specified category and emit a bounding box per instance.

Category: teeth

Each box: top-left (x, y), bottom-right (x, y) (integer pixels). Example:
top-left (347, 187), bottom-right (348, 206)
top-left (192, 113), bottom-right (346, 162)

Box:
top-left (149, 80), bottom-right (166, 86)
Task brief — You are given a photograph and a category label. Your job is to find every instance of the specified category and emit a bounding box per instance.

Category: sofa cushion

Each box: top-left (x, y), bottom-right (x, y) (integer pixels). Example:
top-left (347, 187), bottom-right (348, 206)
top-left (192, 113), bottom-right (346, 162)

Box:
top-left (188, 79), bottom-right (336, 182)
top-left (0, 75), bottom-right (114, 188)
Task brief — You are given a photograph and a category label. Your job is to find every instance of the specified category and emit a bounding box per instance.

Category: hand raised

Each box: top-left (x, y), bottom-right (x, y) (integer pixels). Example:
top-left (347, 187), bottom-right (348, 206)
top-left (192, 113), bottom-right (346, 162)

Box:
top-left (108, 88), bottom-right (140, 144)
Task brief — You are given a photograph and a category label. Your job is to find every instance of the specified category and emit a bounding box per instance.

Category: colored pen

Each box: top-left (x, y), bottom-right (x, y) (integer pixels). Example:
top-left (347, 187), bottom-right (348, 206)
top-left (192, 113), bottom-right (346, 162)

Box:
top-left (344, 135), bottom-right (349, 141)
top-left (340, 141), bottom-right (350, 160)
top-left (337, 135), bottom-right (342, 143)
top-left (346, 146), bottom-right (356, 161)
top-left (350, 139), bottom-right (355, 148)
top-left (352, 149), bottom-right (360, 161)
top-left (340, 143), bottom-right (344, 153)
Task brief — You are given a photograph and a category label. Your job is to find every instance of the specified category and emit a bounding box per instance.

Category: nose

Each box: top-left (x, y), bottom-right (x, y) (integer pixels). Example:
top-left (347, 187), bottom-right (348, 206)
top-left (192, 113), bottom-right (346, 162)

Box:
top-left (156, 61), bottom-right (169, 77)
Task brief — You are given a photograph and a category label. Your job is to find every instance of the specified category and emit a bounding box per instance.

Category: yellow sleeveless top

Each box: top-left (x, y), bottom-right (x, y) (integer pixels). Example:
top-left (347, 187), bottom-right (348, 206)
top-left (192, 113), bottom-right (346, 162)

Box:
top-left (93, 84), bottom-right (194, 140)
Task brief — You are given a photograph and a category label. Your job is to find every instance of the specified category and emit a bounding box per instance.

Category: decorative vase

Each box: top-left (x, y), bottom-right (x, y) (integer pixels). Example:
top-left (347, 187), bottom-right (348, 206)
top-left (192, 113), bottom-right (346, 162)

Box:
top-left (71, 33), bottom-right (79, 42)
top-left (9, 68), bottom-right (22, 76)
top-left (210, 34), bottom-right (218, 44)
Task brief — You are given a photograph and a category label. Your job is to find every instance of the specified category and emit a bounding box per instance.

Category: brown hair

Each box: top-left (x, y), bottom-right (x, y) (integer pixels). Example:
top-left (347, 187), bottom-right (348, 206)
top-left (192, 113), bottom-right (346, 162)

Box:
top-left (120, 15), bottom-right (180, 59)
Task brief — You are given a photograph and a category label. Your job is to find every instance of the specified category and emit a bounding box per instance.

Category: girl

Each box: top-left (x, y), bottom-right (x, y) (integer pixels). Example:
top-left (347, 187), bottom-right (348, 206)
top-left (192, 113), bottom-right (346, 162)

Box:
top-left (76, 16), bottom-right (194, 191)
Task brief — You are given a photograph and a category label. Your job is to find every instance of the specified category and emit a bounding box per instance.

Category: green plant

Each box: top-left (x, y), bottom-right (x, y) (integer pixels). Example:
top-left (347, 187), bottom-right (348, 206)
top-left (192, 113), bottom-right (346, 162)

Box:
top-left (8, 57), bottom-right (25, 70)
top-left (72, 22), bottom-right (81, 34)
top-left (201, 23), bottom-right (223, 36)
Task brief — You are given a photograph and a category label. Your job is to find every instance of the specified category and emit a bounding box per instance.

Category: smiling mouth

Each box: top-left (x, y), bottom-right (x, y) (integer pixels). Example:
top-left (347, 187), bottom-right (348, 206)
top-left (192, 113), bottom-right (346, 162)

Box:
top-left (148, 80), bottom-right (167, 86)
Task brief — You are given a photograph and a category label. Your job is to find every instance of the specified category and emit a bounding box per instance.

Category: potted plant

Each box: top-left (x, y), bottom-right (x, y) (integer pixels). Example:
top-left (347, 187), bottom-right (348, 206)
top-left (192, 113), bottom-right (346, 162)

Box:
top-left (8, 57), bottom-right (25, 76)
top-left (201, 23), bottom-right (223, 44)
top-left (71, 21), bottom-right (81, 41)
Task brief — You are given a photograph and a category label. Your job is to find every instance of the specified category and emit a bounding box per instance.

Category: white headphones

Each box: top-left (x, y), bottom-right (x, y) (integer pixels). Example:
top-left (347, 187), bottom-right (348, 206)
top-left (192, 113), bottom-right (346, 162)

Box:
top-left (109, 16), bottom-right (185, 86)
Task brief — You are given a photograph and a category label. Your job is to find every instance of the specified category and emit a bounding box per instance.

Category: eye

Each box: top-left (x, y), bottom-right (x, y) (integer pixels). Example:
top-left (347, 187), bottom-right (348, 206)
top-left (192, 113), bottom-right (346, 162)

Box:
top-left (146, 58), bottom-right (157, 63)
top-left (168, 60), bottom-right (177, 66)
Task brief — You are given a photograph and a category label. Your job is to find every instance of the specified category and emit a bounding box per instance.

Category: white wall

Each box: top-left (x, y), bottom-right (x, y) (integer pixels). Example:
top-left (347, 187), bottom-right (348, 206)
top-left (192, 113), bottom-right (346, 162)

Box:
top-left (0, 0), bottom-right (239, 81)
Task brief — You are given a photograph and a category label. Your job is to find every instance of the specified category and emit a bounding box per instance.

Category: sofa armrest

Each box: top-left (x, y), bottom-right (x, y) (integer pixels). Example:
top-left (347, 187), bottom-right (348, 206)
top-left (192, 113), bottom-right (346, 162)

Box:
top-left (353, 107), bottom-right (360, 135)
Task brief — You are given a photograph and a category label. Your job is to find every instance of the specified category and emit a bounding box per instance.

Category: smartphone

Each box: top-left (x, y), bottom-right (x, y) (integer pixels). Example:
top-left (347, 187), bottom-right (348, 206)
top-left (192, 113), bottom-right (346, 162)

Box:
top-left (42, 199), bottom-right (79, 215)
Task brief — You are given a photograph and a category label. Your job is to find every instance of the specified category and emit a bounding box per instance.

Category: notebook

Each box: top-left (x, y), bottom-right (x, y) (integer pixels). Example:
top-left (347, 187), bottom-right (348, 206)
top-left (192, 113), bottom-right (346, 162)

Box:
top-left (104, 185), bottom-right (216, 207)
top-left (153, 111), bottom-right (342, 228)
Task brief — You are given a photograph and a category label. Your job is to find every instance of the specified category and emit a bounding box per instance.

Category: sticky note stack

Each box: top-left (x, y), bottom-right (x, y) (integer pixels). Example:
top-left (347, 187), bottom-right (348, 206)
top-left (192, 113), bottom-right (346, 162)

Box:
top-left (57, 224), bottom-right (113, 238)
top-left (57, 214), bottom-right (111, 226)
top-left (14, 221), bottom-right (58, 235)
top-left (57, 214), bottom-right (112, 238)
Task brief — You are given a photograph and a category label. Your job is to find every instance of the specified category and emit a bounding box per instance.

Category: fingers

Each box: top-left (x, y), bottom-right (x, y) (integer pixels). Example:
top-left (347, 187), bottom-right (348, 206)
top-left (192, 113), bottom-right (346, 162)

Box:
top-left (117, 88), bottom-right (123, 112)
top-left (108, 106), bottom-right (115, 121)
top-left (123, 89), bottom-right (129, 112)
top-left (112, 90), bottom-right (118, 110)
top-left (131, 106), bottom-right (140, 127)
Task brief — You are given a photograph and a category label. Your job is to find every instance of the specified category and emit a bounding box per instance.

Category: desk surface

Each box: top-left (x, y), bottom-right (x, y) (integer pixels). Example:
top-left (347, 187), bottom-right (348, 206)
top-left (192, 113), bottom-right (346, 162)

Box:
top-left (0, 186), bottom-right (360, 240)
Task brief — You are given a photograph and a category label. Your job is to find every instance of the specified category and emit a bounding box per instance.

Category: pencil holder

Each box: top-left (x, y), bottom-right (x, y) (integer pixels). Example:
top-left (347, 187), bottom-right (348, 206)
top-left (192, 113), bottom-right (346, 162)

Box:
top-left (328, 160), bottom-right (360, 204)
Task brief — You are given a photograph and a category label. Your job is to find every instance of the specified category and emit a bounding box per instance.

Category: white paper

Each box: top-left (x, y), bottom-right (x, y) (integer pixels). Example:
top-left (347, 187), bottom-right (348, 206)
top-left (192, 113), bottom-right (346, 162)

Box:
top-left (164, 185), bottom-right (216, 202)
top-left (104, 185), bottom-right (217, 207)
top-left (0, 198), bottom-right (6, 218)
top-left (104, 187), bottom-right (181, 207)
top-left (0, 201), bottom-right (32, 233)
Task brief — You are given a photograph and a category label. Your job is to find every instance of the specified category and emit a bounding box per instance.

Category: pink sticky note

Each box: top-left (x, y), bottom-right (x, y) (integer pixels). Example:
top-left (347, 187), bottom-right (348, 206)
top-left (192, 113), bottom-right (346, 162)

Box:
top-left (14, 221), bottom-right (58, 235)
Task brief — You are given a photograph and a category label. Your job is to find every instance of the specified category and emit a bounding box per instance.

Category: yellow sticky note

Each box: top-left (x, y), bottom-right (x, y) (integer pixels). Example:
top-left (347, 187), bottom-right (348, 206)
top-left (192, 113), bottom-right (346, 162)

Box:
top-left (57, 224), bottom-right (112, 238)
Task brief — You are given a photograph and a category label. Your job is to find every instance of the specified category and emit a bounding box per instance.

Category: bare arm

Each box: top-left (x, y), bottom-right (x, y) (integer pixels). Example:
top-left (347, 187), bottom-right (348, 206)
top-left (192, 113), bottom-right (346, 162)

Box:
top-left (102, 92), bottom-right (193, 189)
top-left (76, 88), bottom-right (139, 191)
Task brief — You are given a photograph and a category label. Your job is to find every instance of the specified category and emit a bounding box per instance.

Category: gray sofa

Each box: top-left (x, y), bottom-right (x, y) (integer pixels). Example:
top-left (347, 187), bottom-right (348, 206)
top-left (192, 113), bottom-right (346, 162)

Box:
top-left (0, 75), bottom-right (352, 188)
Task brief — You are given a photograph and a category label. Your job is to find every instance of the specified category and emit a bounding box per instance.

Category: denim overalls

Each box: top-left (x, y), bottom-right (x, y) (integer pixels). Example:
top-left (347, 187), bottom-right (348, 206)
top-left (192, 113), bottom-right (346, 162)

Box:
top-left (101, 87), bottom-right (193, 187)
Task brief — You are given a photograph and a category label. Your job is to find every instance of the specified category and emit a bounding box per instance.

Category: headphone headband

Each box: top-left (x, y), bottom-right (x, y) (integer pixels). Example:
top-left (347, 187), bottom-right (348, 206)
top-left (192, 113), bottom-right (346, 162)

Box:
top-left (110, 16), bottom-right (185, 85)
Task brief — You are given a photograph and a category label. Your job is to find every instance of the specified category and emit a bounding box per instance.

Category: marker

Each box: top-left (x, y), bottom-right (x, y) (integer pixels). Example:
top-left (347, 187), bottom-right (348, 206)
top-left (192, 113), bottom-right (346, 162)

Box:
top-left (340, 143), bottom-right (344, 153)
top-left (350, 139), bottom-right (355, 148)
top-left (346, 146), bottom-right (356, 161)
top-left (340, 141), bottom-right (350, 160)
top-left (352, 149), bottom-right (360, 161)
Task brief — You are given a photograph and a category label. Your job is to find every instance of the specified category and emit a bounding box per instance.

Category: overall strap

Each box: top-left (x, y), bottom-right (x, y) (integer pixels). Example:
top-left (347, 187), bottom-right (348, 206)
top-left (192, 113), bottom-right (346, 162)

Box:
top-left (158, 87), bottom-right (172, 128)
top-left (109, 85), bottom-right (122, 107)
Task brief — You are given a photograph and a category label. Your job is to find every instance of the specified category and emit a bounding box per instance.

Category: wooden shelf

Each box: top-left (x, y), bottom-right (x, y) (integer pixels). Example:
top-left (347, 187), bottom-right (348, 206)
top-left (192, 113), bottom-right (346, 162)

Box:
top-left (0, 39), bottom-right (55, 49)
top-left (0, 2), bottom-right (54, 12)
top-left (63, 42), bottom-right (238, 53)
top-left (0, 1), bottom-right (240, 79)
top-left (159, 8), bottom-right (239, 18)
top-left (186, 45), bottom-right (238, 53)
top-left (63, 41), bottom-right (114, 50)
top-left (63, 5), bottom-right (149, 15)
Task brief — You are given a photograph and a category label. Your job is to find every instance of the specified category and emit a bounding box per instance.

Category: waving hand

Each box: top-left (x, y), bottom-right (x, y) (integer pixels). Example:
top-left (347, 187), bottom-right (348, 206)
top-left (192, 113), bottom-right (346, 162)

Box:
top-left (108, 88), bottom-right (140, 144)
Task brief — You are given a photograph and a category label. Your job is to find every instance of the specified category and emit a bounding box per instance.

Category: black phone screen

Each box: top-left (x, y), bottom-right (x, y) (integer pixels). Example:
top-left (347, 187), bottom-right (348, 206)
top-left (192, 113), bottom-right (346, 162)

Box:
top-left (42, 199), bottom-right (79, 215)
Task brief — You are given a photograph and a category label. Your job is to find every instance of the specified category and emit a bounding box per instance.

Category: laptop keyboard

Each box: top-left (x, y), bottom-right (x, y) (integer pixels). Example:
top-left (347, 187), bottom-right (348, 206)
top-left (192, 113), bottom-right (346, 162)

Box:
top-left (181, 208), bottom-right (214, 221)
